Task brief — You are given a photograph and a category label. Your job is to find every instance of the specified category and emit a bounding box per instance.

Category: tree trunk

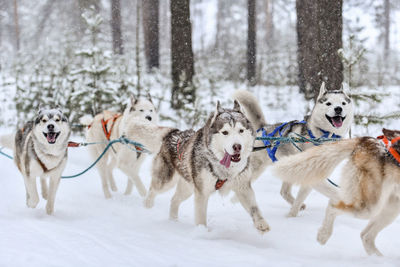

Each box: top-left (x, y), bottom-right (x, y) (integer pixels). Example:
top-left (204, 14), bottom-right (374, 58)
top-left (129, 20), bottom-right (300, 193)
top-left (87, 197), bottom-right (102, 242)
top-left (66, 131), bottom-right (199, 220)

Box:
top-left (13, 0), bottom-right (20, 52)
top-left (142, 0), bottom-right (159, 71)
top-left (111, 0), bottom-right (123, 55)
top-left (383, 0), bottom-right (390, 60)
top-left (265, 0), bottom-right (274, 47)
top-left (247, 0), bottom-right (256, 86)
top-left (297, 0), bottom-right (343, 101)
top-left (170, 0), bottom-right (195, 109)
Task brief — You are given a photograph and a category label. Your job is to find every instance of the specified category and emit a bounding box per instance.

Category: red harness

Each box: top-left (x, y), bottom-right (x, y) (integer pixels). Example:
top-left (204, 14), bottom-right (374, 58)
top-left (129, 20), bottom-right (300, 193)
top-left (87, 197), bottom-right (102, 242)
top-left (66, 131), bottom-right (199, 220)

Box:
top-left (101, 114), bottom-right (122, 141)
top-left (378, 135), bottom-right (400, 165)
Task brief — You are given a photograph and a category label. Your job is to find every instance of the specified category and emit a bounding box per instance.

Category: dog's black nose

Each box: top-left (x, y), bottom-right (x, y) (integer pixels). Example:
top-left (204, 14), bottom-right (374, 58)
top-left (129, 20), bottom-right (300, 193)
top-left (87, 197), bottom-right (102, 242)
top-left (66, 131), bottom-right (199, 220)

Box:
top-left (334, 107), bottom-right (342, 114)
top-left (233, 144), bottom-right (242, 153)
top-left (47, 124), bottom-right (54, 131)
top-left (146, 116), bottom-right (152, 121)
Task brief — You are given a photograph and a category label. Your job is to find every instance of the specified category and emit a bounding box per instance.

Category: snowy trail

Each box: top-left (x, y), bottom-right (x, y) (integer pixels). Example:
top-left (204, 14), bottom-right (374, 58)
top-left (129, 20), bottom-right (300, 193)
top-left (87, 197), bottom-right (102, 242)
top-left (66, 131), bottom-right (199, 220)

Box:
top-left (1, 143), bottom-right (400, 267)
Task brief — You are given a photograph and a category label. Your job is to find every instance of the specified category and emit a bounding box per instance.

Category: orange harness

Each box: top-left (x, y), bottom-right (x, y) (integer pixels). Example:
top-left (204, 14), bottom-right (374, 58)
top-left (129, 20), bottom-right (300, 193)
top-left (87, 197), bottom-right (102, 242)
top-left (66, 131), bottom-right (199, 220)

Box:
top-left (378, 135), bottom-right (400, 165)
top-left (101, 114), bottom-right (122, 141)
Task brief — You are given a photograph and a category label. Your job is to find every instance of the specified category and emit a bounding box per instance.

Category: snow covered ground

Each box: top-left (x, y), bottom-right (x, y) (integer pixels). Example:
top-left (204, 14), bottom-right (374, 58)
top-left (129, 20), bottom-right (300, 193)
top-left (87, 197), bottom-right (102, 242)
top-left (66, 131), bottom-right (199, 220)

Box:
top-left (1, 142), bottom-right (400, 266)
top-left (1, 85), bottom-right (400, 266)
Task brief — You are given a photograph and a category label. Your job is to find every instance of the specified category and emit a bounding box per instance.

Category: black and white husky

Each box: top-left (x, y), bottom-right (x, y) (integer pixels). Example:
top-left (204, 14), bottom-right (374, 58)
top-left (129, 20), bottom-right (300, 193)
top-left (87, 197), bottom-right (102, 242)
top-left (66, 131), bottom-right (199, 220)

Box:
top-left (0, 108), bottom-right (70, 214)
top-left (141, 101), bottom-right (270, 233)
top-left (233, 82), bottom-right (354, 217)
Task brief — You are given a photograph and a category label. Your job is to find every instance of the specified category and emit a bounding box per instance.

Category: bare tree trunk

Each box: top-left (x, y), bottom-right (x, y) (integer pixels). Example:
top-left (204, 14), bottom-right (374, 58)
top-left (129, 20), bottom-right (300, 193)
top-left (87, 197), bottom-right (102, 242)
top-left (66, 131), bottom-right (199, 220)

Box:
top-left (384, 0), bottom-right (390, 60)
top-left (142, 0), bottom-right (159, 71)
top-left (135, 0), bottom-right (142, 94)
top-left (170, 0), bottom-right (195, 109)
top-left (297, 0), bottom-right (343, 101)
top-left (13, 0), bottom-right (20, 52)
top-left (247, 0), bottom-right (256, 86)
top-left (265, 0), bottom-right (274, 47)
top-left (111, 0), bottom-right (123, 55)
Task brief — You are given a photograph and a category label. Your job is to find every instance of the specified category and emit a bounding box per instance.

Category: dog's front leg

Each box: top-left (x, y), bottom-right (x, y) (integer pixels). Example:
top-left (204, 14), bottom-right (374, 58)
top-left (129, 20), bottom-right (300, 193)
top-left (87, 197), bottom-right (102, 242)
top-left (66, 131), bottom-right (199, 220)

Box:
top-left (234, 184), bottom-right (270, 234)
top-left (24, 175), bottom-right (39, 208)
top-left (46, 175), bottom-right (61, 215)
top-left (194, 189), bottom-right (209, 226)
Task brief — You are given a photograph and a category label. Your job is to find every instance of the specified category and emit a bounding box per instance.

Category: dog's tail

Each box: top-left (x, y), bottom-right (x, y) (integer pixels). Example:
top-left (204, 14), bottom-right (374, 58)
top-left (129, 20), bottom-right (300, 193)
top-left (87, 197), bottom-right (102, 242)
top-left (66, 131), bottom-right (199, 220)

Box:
top-left (232, 90), bottom-right (267, 130)
top-left (0, 133), bottom-right (15, 150)
top-left (79, 115), bottom-right (94, 127)
top-left (271, 139), bottom-right (358, 186)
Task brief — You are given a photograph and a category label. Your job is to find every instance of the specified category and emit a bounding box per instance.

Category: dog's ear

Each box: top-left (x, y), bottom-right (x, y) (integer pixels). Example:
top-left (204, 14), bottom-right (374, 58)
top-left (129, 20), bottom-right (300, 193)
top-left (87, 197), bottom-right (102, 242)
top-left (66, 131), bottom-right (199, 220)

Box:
top-left (130, 94), bottom-right (138, 105)
top-left (209, 101), bottom-right (221, 126)
top-left (54, 104), bottom-right (63, 114)
top-left (38, 104), bottom-right (44, 115)
top-left (233, 100), bottom-right (241, 112)
top-left (317, 82), bottom-right (327, 100)
top-left (383, 128), bottom-right (400, 139)
top-left (146, 91), bottom-right (153, 104)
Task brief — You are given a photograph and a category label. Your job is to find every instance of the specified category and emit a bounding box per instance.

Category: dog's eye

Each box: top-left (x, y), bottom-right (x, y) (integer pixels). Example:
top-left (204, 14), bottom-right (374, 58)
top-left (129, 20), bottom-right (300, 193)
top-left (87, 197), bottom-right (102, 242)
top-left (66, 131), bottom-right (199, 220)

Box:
top-left (55, 118), bottom-right (60, 122)
top-left (150, 110), bottom-right (153, 113)
top-left (342, 102), bottom-right (346, 105)
top-left (222, 131), bottom-right (229, 135)
top-left (326, 102), bottom-right (331, 106)
top-left (140, 109), bottom-right (144, 112)
top-left (239, 129), bottom-right (244, 133)
top-left (42, 119), bottom-right (47, 123)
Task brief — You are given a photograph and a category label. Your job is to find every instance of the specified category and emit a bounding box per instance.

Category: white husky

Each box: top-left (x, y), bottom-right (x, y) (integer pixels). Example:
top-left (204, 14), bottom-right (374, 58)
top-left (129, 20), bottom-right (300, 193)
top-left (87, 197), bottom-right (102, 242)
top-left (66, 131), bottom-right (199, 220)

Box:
top-left (82, 94), bottom-right (158, 199)
top-left (233, 83), bottom-right (354, 216)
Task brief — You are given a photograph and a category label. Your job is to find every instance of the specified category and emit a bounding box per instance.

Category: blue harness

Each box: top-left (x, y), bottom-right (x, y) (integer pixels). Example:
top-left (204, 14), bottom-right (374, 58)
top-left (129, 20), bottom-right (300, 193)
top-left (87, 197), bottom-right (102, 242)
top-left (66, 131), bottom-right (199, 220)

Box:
top-left (257, 121), bottom-right (341, 162)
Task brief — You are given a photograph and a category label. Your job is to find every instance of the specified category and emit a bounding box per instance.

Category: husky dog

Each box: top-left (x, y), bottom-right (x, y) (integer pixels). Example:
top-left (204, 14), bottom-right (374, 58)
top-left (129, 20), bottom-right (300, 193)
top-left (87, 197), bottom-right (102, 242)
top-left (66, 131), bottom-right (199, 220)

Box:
top-left (143, 101), bottom-right (270, 233)
top-left (233, 82), bottom-right (354, 217)
top-left (272, 129), bottom-right (400, 256)
top-left (83, 94), bottom-right (158, 199)
top-left (0, 108), bottom-right (70, 215)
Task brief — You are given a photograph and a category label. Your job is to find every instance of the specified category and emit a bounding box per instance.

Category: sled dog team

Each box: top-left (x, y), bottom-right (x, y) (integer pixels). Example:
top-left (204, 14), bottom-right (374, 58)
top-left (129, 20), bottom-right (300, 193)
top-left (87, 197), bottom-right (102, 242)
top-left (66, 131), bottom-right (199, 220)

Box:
top-left (1, 83), bottom-right (400, 256)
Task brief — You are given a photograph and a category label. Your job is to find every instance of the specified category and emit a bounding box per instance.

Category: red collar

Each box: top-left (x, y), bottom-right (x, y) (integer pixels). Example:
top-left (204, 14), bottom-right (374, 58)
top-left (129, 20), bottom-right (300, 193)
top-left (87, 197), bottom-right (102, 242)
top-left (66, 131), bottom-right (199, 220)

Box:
top-left (378, 135), bottom-right (400, 165)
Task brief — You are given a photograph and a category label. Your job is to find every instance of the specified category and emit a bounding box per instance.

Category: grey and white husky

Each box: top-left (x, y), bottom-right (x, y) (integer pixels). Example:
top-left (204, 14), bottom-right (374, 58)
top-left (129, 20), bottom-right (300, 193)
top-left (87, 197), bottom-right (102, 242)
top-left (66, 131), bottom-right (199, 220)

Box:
top-left (0, 108), bottom-right (70, 214)
top-left (142, 101), bottom-right (270, 233)
top-left (82, 94), bottom-right (158, 199)
top-left (233, 82), bottom-right (354, 217)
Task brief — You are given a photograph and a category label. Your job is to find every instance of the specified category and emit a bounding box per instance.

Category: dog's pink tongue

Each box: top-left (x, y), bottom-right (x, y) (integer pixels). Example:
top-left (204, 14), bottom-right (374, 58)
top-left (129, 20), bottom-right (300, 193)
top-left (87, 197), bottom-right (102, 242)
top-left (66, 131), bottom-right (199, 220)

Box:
top-left (47, 134), bottom-right (56, 143)
top-left (332, 117), bottom-right (343, 128)
top-left (220, 152), bottom-right (232, 168)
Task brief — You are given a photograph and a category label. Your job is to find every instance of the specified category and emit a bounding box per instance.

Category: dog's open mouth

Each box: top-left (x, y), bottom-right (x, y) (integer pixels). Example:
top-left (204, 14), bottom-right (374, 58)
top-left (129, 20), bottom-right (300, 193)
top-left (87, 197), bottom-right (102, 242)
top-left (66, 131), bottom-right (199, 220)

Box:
top-left (326, 115), bottom-right (346, 128)
top-left (219, 151), bottom-right (241, 168)
top-left (43, 132), bottom-right (60, 144)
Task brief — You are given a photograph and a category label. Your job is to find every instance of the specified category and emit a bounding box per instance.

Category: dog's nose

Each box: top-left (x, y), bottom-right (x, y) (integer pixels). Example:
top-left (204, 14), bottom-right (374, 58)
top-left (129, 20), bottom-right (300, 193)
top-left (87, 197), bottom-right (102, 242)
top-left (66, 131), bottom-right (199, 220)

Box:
top-left (334, 107), bottom-right (342, 114)
top-left (146, 116), bottom-right (152, 121)
top-left (232, 144), bottom-right (242, 153)
top-left (47, 124), bottom-right (54, 131)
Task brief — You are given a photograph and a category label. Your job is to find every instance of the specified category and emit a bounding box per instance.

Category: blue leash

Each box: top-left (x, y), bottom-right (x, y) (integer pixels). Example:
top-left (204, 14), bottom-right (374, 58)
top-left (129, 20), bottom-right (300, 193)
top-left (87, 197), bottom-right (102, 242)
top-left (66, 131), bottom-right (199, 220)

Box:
top-left (0, 136), bottom-right (149, 179)
top-left (257, 121), bottom-right (341, 187)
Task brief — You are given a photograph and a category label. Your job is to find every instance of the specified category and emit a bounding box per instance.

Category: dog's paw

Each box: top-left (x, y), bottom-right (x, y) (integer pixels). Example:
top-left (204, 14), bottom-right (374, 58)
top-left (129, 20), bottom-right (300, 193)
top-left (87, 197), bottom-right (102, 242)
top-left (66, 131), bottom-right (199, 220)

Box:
top-left (143, 197), bottom-right (154, 209)
top-left (137, 188), bottom-right (147, 198)
top-left (317, 227), bottom-right (330, 245)
top-left (255, 219), bottom-right (270, 234)
top-left (26, 196), bottom-right (39, 208)
top-left (46, 204), bottom-right (54, 215)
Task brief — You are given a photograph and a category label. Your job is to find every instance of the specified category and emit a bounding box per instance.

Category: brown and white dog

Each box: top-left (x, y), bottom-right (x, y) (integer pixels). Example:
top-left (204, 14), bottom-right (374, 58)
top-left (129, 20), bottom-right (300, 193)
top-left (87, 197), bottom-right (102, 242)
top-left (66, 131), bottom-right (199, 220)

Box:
top-left (272, 128), bottom-right (400, 256)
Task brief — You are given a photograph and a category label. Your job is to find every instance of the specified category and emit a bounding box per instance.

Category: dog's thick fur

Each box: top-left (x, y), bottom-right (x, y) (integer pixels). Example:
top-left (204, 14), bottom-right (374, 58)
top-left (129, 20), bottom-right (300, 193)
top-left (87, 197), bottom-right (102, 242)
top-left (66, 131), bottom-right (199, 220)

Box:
top-left (272, 129), bottom-right (400, 256)
top-left (0, 108), bottom-right (70, 214)
top-left (83, 94), bottom-right (158, 199)
top-left (143, 101), bottom-right (270, 233)
top-left (233, 83), bottom-right (353, 216)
